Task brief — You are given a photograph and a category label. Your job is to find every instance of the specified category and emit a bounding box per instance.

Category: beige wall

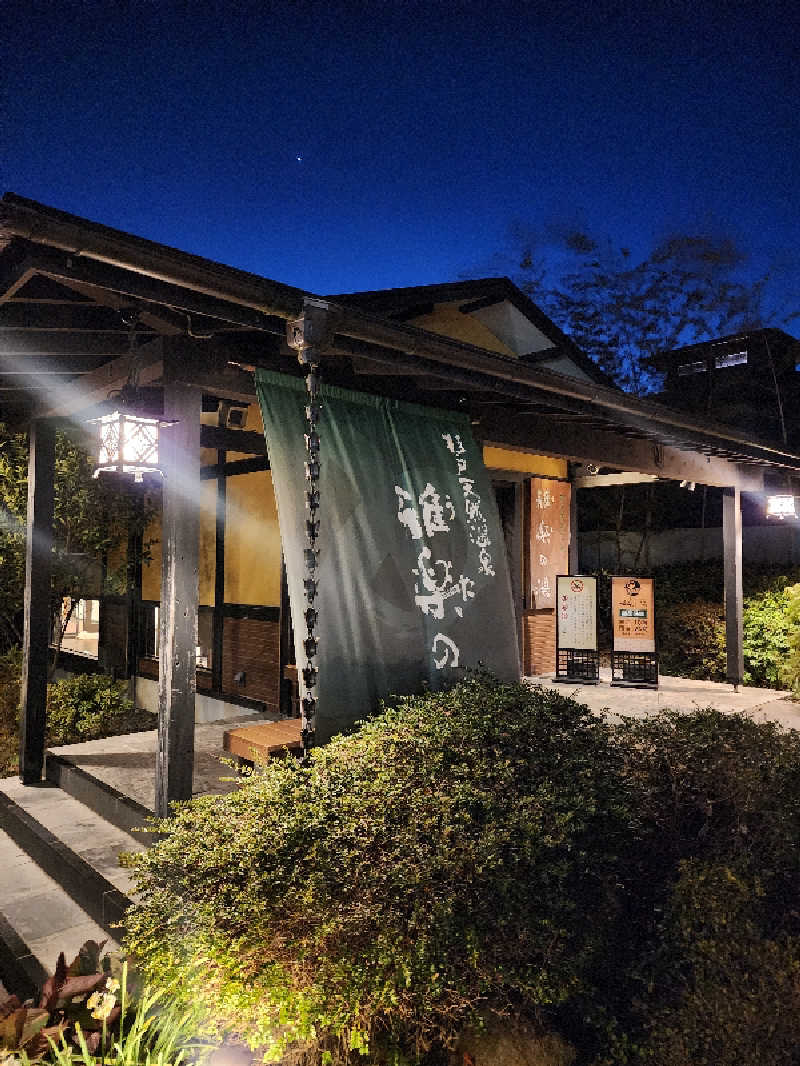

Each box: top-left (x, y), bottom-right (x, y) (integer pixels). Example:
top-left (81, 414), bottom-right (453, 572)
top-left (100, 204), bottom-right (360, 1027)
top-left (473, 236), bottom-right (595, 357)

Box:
top-left (224, 465), bottom-right (281, 606)
top-left (483, 445), bottom-right (567, 479)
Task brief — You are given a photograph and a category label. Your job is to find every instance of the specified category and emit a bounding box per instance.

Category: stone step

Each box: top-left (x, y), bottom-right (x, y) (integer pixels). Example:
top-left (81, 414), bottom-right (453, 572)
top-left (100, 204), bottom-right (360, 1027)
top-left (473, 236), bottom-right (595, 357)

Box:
top-left (45, 752), bottom-right (158, 843)
top-left (0, 824), bottom-right (119, 1001)
top-left (0, 778), bottom-right (145, 940)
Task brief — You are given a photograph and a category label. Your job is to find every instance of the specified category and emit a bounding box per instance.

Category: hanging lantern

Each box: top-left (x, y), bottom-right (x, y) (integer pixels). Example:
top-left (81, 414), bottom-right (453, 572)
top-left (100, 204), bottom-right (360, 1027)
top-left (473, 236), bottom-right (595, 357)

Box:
top-left (86, 404), bottom-right (176, 483)
top-left (766, 494), bottom-right (797, 520)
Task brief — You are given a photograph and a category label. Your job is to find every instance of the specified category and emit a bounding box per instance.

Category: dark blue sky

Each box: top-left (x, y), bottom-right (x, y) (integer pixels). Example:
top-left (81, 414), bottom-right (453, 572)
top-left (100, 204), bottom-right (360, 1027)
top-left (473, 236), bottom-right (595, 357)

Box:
top-left (3, 0), bottom-right (798, 315)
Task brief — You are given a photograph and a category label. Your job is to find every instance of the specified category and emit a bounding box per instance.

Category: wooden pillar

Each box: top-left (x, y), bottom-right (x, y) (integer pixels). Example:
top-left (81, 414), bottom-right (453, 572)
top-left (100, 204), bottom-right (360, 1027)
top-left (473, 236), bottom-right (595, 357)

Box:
top-left (156, 385), bottom-right (201, 816)
top-left (125, 499), bottom-right (144, 689)
top-left (722, 486), bottom-right (744, 688)
top-left (568, 480), bottom-right (579, 574)
top-left (211, 444), bottom-right (226, 695)
top-left (19, 419), bottom-right (56, 785)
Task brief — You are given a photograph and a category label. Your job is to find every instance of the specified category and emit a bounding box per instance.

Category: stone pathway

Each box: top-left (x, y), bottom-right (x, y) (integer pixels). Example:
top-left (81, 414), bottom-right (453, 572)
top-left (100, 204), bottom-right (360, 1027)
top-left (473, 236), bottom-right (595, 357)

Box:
top-left (531, 668), bottom-right (800, 727)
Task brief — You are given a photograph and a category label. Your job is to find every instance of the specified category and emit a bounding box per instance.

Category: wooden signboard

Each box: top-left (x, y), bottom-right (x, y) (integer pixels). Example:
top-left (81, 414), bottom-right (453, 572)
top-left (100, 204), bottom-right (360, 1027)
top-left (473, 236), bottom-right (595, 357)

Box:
top-left (530, 479), bottom-right (570, 609)
top-left (611, 576), bottom-right (655, 652)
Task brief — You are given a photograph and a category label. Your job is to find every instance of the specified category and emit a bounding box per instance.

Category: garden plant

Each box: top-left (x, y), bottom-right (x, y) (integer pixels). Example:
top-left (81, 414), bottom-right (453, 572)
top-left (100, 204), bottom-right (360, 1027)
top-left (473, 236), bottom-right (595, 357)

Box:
top-left (123, 674), bottom-right (800, 1065)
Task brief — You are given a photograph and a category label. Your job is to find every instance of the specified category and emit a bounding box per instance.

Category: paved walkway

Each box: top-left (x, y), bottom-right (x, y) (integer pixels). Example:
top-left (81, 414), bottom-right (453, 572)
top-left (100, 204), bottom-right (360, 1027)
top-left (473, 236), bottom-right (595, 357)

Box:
top-left (531, 669), bottom-right (800, 728)
top-left (47, 712), bottom-right (272, 812)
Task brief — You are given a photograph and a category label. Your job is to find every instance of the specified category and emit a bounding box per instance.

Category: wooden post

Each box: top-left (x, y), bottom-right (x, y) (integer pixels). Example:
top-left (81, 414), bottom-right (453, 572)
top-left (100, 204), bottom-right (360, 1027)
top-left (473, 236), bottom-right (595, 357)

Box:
top-left (19, 419), bottom-right (56, 785)
top-left (568, 481), bottom-right (579, 574)
top-left (156, 384), bottom-right (201, 816)
top-left (211, 444), bottom-right (226, 694)
top-left (722, 486), bottom-right (744, 688)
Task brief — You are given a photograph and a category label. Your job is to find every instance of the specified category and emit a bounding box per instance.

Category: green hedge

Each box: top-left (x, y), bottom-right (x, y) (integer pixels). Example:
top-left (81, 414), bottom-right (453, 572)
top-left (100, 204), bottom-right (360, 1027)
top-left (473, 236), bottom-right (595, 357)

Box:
top-left (125, 676), bottom-right (630, 1063)
top-left (124, 677), bottom-right (800, 1065)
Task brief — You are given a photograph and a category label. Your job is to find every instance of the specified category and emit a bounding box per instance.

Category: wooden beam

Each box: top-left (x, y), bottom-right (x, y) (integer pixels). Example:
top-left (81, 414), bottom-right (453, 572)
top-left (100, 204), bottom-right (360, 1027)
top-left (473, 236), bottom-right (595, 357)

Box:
top-left (199, 424), bottom-right (266, 456)
top-left (0, 303), bottom-right (157, 330)
top-left (19, 419), bottom-right (55, 784)
top-left (155, 384), bottom-right (202, 816)
top-left (200, 456), bottom-right (269, 480)
top-left (0, 264), bottom-right (36, 306)
top-left (723, 487), bottom-right (744, 688)
top-left (331, 331), bottom-right (800, 472)
top-left (573, 472), bottom-right (661, 489)
top-left (478, 409), bottom-right (766, 493)
top-left (0, 330), bottom-right (138, 356)
top-left (0, 195), bottom-right (306, 319)
top-left (14, 244), bottom-right (289, 333)
top-left (31, 336), bottom-right (164, 420)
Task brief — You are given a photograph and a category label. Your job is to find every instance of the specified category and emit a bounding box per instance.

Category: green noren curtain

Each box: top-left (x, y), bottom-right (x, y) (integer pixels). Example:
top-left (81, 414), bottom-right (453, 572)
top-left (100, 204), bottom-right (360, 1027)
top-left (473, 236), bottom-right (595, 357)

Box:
top-left (256, 369), bottom-right (519, 743)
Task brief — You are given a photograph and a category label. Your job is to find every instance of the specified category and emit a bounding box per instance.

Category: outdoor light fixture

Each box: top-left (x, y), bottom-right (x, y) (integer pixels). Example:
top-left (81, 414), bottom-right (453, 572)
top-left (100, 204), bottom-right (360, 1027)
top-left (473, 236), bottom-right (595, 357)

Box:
top-left (87, 310), bottom-right (176, 482)
top-left (87, 401), bottom-right (176, 482)
top-left (767, 494), bottom-right (797, 520)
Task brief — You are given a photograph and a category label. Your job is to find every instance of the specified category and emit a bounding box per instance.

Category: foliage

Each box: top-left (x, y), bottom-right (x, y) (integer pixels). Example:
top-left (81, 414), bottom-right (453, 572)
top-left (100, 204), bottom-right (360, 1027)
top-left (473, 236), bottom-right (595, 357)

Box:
top-left (46, 674), bottom-right (135, 745)
top-left (1, 941), bottom-right (111, 1062)
top-left (2, 945), bottom-right (210, 1066)
top-left (123, 681), bottom-right (800, 1065)
top-left (0, 421), bottom-right (156, 656)
top-left (496, 228), bottom-right (785, 393)
top-left (124, 675), bottom-right (631, 1064)
top-left (601, 709), bottom-right (800, 1065)
top-left (779, 582), bottom-right (800, 692)
top-left (637, 862), bottom-right (800, 1066)
top-left (645, 562), bottom-right (800, 687)
top-left (0, 653), bottom-right (154, 777)
top-left (656, 600), bottom-right (726, 681)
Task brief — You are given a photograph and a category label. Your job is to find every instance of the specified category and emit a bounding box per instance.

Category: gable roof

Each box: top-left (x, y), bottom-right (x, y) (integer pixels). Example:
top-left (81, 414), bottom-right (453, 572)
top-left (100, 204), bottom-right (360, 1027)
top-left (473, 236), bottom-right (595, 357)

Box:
top-left (327, 277), bottom-right (618, 388)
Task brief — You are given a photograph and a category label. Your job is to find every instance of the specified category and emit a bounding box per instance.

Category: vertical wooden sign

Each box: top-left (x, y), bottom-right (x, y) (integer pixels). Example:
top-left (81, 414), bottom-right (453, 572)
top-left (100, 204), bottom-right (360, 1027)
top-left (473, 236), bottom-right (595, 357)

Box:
top-left (530, 479), bottom-right (570, 608)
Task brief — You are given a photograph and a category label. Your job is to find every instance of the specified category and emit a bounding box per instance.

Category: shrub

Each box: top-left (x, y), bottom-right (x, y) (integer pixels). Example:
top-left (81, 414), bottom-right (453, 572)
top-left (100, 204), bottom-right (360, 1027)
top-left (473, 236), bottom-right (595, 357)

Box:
top-left (779, 581), bottom-right (800, 691)
top-left (124, 675), bottom-right (631, 1063)
top-left (638, 862), bottom-right (800, 1066)
top-left (656, 601), bottom-right (726, 680)
top-left (603, 710), bottom-right (800, 1065)
top-left (46, 673), bottom-right (134, 744)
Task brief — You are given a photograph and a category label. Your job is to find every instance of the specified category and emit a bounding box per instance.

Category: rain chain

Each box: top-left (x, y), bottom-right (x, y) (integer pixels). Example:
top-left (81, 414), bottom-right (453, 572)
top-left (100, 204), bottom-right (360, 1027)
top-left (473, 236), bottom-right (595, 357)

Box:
top-left (299, 351), bottom-right (321, 764)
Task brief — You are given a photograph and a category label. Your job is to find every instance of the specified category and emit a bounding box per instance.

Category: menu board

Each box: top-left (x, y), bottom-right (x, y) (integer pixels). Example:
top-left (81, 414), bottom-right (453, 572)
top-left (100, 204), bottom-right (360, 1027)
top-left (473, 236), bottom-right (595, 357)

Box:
top-left (530, 479), bottom-right (570, 608)
top-left (611, 576), bottom-right (655, 652)
top-left (557, 575), bottom-right (597, 650)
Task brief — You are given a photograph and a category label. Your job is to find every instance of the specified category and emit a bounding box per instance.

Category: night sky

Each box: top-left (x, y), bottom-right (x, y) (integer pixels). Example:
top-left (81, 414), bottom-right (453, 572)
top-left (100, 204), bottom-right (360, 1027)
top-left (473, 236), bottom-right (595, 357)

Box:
top-left (2, 0), bottom-right (798, 316)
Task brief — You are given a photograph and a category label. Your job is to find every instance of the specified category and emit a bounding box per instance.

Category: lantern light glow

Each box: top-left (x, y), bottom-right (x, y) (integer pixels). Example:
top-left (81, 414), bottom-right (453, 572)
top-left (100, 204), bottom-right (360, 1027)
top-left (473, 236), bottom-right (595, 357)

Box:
top-left (87, 409), bottom-right (175, 482)
top-left (766, 494), bottom-right (797, 520)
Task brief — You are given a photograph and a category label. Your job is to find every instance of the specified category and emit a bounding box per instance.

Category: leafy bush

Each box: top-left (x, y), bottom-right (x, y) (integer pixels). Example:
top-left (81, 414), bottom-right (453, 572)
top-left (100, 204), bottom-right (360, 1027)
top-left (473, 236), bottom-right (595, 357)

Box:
top-left (650, 563), bottom-right (800, 687)
top-left (639, 862), bottom-right (800, 1066)
top-left (46, 673), bottom-right (134, 744)
top-left (125, 675), bottom-right (631, 1064)
top-left (124, 682), bottom-right (800, 1065)
top-left (657, 600), bottom-right (726, 680)
top-left (602, 709), bottom-right (800, 1065)
top-left (779, 581), bottom-right (800, 691)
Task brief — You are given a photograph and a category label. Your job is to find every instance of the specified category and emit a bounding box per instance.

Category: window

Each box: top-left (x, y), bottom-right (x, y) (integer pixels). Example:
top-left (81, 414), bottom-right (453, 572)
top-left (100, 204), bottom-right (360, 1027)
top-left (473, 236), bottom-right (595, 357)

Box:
top-left (677, 360), bottom-right (707, 376)
top-left (714, 349), bottom-right (748, 369)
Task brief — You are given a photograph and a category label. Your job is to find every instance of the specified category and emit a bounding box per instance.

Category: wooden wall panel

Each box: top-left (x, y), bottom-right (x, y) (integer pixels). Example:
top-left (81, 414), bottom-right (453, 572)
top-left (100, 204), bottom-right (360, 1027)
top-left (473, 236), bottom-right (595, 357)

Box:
top-left (522, 609), bottom-right (556, 676)
top-left (221, 616), bottom-right (280, 712)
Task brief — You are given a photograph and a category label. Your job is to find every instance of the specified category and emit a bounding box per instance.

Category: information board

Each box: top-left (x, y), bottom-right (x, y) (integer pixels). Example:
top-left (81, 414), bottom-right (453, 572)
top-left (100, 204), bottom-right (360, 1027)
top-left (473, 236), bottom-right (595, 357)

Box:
top-left (530, 479), bottom-right (570, 608)
top-left (611, 576), bottom-right (655, 653)
top-left (556, 575), bottom-right (597, 650)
